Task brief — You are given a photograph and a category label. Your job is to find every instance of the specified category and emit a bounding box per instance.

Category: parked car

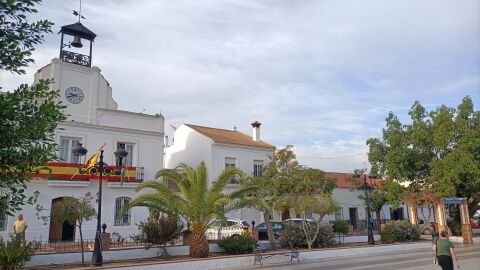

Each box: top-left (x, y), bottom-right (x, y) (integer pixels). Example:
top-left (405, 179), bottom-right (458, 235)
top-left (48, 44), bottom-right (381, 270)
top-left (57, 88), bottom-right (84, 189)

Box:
top-left (206, 219), bottom-right (250, 240)
top-left (282, 218), bottom-right (314, 227)
top-left (256, 221), bottom-right (285, 240)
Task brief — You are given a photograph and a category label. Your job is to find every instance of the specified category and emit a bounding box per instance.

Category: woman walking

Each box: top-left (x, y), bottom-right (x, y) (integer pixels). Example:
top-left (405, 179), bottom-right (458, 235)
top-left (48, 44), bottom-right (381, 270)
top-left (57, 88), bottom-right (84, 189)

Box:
top-left (433, 230), bottom-right (461, 270)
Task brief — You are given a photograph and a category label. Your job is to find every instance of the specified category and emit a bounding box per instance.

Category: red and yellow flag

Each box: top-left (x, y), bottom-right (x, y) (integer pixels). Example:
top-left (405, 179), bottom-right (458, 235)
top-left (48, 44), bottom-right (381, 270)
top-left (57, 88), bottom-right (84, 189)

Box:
top-left (85, 144), bottom-right (105, 168)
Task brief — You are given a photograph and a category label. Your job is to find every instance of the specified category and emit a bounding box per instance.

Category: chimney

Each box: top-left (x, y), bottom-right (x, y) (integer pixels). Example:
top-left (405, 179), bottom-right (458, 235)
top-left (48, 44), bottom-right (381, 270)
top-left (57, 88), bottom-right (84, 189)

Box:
top-left (251, 121), bottom-right (261, 141)
top-left (232, 126), bottom-right (237, 131)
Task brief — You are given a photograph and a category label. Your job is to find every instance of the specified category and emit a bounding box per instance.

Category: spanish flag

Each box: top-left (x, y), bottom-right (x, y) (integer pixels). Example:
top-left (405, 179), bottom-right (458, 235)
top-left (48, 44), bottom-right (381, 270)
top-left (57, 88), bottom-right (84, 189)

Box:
top-left (86, 144), bottom-right (105, 168)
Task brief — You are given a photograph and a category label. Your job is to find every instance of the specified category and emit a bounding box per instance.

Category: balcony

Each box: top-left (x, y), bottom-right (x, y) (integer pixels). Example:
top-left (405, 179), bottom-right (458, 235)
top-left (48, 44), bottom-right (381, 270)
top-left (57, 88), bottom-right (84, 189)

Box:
top-left (34, 162), bottom-right (144, 183)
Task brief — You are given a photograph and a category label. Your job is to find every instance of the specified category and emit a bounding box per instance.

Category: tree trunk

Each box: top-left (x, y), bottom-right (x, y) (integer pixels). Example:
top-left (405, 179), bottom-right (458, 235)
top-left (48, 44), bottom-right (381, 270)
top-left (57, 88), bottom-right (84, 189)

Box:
top-left (78, 224), bottom-right (84, 264)
top-left (189, 232), bottom-right (209, 258)
top-left (264, 212), bottom-right (276, 243)
top-left (375, 210), bottom-right (381, 233)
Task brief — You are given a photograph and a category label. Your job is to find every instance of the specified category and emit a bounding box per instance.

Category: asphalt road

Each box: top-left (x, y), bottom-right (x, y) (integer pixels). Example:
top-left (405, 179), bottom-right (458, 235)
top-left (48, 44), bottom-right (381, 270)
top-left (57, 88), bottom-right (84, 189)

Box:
top-left (237, 244), bottom-right (480, 270)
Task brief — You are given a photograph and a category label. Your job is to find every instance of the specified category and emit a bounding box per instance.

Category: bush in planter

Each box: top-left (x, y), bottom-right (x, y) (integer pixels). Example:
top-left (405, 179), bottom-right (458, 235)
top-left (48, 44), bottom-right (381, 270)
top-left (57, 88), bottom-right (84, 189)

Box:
top-left (218, 234), bottom-right (257, 254)
top-left (381, 220), bottom-right (419, 243)
top-left (0, 236), bottom-right (35, 270)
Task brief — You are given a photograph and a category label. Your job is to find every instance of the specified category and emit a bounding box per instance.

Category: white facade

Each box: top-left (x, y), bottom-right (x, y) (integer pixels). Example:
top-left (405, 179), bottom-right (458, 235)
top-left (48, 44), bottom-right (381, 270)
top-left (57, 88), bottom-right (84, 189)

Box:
top-left (0, 58), bottom-right (164, 242)
top-left (165, 124), bottom-right (275, 223)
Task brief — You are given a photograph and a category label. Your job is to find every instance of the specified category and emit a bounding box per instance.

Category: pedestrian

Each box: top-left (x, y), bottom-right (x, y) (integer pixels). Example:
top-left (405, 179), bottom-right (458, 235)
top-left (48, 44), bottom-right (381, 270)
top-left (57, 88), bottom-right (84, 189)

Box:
top-left (13, 214), bottom-right (28, 244)
top-left (432, 230), bottom-right (460, 270)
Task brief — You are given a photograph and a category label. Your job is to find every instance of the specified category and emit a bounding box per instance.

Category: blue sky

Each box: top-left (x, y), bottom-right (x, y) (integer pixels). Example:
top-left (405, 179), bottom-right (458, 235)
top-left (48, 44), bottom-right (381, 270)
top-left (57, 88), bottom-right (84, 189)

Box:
top-left (1, 0), bottom-right (479, 172)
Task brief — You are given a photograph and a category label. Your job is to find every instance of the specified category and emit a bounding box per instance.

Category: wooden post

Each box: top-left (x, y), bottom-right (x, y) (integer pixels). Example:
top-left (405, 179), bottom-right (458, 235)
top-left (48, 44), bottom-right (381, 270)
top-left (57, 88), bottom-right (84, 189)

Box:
top-left (460, 201), bottom-right (473, 244)
top-left (407, 204), bottom-right (418, 226)
top-left (435, 202), bottom-right (447, 233)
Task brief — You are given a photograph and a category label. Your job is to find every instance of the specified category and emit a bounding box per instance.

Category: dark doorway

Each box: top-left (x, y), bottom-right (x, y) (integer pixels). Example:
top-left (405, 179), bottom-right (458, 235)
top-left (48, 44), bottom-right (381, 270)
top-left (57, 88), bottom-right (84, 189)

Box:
top-left (390, 207), bottom-right (404, 220)
top-left (349, 208), bottom-right (358, 230)
top-left (49, 197), bottom-right (75, 242)
top-left (281, 210), bottom-right (290, 220)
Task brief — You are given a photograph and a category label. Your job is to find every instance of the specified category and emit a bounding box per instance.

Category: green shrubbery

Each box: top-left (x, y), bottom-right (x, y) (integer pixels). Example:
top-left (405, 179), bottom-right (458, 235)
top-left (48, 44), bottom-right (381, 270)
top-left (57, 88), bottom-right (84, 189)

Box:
top-left (279, 224), bottom-right (336, 248)
top-left (380, 220), bottom-right (419, 243)
top-left (218, 234), bottom-right (257, 254)
top-left (0, 236), bottom-right (35, 270)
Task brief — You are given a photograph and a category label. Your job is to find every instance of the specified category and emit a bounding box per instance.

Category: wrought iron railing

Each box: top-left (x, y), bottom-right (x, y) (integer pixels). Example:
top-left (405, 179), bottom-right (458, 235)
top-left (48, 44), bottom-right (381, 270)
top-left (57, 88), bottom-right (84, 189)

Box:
top-left (60, 50), bottom-right (91, 67)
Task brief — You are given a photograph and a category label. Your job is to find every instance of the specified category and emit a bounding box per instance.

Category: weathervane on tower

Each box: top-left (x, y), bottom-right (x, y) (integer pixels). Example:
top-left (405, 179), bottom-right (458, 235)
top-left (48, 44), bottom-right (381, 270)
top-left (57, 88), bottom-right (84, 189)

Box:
top-left (58, 0), bottom-right (97, 67)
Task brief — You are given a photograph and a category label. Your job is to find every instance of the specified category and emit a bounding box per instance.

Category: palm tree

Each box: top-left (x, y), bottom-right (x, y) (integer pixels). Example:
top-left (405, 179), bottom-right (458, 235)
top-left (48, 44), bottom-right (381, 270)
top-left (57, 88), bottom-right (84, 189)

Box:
top-left (126, 161), bottom-right (245, 258)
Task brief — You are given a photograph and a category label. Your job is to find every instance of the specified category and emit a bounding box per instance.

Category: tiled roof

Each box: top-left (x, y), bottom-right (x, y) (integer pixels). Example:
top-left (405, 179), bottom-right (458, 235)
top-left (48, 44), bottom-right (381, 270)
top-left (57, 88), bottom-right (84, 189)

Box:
top-left (324, 172), bottom-right (382, 189)
top-left (185, 124), bottom-right (275, 149)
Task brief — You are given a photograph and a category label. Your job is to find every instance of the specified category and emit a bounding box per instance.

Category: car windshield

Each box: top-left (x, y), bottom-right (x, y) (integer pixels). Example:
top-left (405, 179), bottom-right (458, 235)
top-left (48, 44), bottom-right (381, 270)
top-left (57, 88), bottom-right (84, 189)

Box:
top-left (257, 223), bottom-right (266, 229)
top-left (242, 221), bottom-right (250, 227)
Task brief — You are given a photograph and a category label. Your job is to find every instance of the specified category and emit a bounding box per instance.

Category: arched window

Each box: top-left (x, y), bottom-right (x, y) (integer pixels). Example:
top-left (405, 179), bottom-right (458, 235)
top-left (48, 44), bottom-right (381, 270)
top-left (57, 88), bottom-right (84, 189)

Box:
top-left (114, 197), bottom-right (131, 226)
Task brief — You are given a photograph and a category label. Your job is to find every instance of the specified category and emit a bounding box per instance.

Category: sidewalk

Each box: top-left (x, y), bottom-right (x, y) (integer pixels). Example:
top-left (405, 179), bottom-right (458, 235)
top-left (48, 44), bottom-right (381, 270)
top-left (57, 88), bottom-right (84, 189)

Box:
top-left (27, 237), bottom-right (479, 270)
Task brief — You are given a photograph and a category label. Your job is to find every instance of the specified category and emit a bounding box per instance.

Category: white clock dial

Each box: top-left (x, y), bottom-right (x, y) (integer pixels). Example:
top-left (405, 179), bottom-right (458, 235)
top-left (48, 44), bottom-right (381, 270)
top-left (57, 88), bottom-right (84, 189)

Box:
top-left (65, 87), bottom-right (84, 104)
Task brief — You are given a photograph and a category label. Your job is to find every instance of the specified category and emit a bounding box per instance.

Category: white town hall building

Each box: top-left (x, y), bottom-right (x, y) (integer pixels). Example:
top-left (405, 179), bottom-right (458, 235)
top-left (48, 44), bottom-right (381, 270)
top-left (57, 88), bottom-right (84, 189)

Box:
top-left (0, 22), bottom-right (164, 242)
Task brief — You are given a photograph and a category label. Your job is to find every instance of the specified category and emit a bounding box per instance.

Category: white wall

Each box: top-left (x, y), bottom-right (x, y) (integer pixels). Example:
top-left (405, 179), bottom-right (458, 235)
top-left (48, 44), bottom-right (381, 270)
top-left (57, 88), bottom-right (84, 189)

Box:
top-left (0, 181), bottom-right (149, 242)
top-left (165, 125), bottom-right (213, 173)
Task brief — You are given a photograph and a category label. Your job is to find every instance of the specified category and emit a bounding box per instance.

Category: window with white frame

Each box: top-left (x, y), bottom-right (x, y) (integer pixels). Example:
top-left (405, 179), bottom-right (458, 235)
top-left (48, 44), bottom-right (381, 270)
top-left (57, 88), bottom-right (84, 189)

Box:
top-left (335, 208), bottom-right (344, 220)
top-left (304, 207), bottom-right (313, 219)
top-left (0, 215), bottom-right (6, 231)
top-left (225, 157), bottom-right (237, 184)
top-left (59, 137), bottom-right (81, 163)
top-left (116, 142), bottom-right (134, 166)
top-left (253, 160), bottom-right (263, 177)
top-left (114, 197), bottom-right (131, 226)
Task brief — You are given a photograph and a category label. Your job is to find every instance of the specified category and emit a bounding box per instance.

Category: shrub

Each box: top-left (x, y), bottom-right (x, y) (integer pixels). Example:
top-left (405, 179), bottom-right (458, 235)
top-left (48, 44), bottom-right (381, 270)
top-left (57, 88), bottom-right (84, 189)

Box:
top-left (332, 220), bottom-right (349, 243)
top-left (381, 220), bottom-right (419, 244)
top-left (279, 224), bottom-right (336, 248)
top-left (218, 234), bottom-right (256, 254)
top-left (313, 224), bottom-right (336, 248)
top-left (0, 236), bottom-right (35, 270)
top-left (279, 225), bottom-right (306, 248)
top-left (137, 216), bottom-right (183, 256)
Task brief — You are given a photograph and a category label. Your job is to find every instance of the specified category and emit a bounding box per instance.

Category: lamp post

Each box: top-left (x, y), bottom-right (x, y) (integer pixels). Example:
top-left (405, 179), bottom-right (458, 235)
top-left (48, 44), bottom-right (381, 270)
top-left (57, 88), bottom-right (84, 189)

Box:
top-left (362, 174), bottom-right (375, 245)
top-left (72, 143), bottom-right (128, 265)
top-left (352, 170), bottom-right (375, 245)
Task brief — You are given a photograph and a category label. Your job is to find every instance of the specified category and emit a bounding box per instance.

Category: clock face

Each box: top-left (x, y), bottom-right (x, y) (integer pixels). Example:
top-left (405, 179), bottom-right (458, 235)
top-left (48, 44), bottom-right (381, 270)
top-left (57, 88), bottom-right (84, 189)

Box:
top-left (65, 87), bottom-right (84, 104)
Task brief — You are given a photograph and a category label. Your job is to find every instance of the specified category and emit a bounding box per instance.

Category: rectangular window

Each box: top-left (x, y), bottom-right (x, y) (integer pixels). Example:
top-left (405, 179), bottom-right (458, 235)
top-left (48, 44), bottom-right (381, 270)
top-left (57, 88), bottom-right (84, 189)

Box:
top-left (335, 209), bottom-right (344, 220)
top-left (59, 137), bottom-right (81, 163)
top-left (115, 197), bottom-right (131, 226)
top-left (116, 142), bottom-right (134, 166)
top-left (225, 157), bottom-right (237, 184)
top-left (305, 207), bottom-right (313, 219)
top-left (0, 215), bottom-right (6, 231)
top-left (253, 160), bottom-right (263, 177)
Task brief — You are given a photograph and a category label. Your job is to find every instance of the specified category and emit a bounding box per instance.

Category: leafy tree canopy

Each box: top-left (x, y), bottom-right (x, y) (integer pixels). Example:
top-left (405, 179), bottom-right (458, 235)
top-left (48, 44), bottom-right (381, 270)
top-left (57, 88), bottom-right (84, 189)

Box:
top-left (0, 0), bottom-right (53, 75)
top-left (0, 80), bottom-right (66, 216)
top-left (368, 96), bottom-right (480, 214)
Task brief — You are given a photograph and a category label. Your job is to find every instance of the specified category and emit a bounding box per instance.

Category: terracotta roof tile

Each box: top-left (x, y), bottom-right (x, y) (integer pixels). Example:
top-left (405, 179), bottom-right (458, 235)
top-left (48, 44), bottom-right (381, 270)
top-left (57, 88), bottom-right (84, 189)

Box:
top-left (185, 124), bottom-right (275, 149)
top-left (324, 172), bottom-right (382, 188)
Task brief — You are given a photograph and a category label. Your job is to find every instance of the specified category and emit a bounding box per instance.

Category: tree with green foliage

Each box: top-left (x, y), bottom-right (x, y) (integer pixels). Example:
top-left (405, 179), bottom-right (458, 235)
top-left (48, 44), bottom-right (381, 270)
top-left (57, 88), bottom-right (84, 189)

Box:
top-left (0, 235), bottom-right (35, 270)
top-left (0, 80), bottom-right (66, 216)
top-left (51, 193), bottom-right (96, 264)
top-left (136, 216), bottom-right (182, 257)
top-left (125, 162), bottom-right (248, 258)
top-left (368, 97), bottom-right (480, 223)
top-left (0, 0), bottom-right (64, 217)
top-left (0, 0), bottom-right (53, 75)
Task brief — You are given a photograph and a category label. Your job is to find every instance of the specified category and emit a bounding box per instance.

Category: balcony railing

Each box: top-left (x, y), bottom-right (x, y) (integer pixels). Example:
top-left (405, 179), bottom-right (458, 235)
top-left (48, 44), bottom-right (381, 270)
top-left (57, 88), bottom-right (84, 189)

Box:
top-left (33, 162), bottom-right (144, 182)
top-left (60, 50), bottom-right (91, 67)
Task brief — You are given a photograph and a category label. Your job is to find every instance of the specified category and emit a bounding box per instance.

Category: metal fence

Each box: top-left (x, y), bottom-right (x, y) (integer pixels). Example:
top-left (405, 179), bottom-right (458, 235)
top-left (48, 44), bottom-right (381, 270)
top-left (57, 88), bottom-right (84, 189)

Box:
top-left (32, 235), bottom-right (185, 254)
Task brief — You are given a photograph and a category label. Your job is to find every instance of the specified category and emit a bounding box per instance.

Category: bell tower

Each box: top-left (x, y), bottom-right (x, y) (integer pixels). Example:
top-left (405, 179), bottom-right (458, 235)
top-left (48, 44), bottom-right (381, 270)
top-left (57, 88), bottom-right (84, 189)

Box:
top-left (59, 21), bottom-right (96, 67)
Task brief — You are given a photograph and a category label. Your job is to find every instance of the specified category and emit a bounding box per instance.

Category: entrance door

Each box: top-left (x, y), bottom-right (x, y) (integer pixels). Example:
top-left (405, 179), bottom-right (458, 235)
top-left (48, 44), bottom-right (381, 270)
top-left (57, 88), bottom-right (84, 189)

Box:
top-left (349, 208), bottom-right (358, 230)
top-left (49, 197), bottom-right (75, 242)
top-left (390, 207), bottom-right (404, 220)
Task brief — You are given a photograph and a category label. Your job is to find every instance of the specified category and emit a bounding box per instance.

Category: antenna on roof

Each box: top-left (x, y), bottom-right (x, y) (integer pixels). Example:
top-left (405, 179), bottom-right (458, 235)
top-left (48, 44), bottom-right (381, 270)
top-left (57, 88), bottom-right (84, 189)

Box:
top-left (73, 0), bottom-right (86, 22)
top-left (170, 123), bottom-right (177, 131)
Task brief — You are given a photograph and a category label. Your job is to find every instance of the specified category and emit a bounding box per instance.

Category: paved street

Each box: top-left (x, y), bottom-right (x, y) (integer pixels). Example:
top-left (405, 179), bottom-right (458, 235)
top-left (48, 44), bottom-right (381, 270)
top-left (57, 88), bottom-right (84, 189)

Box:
top-left (237, 245), bottom-right (480, 270)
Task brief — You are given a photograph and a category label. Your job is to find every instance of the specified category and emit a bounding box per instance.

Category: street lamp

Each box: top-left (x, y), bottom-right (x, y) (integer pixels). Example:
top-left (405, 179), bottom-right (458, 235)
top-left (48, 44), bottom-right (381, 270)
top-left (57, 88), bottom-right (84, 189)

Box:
top-left (72, 143), bottom-right (128, 265)
top-left (353, 172), bottom-right (380, 245)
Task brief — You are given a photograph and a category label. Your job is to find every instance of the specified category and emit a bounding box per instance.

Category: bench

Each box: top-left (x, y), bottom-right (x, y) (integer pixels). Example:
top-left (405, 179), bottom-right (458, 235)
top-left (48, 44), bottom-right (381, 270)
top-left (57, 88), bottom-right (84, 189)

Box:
top-left (253, 242), bottom-right (300, 267)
